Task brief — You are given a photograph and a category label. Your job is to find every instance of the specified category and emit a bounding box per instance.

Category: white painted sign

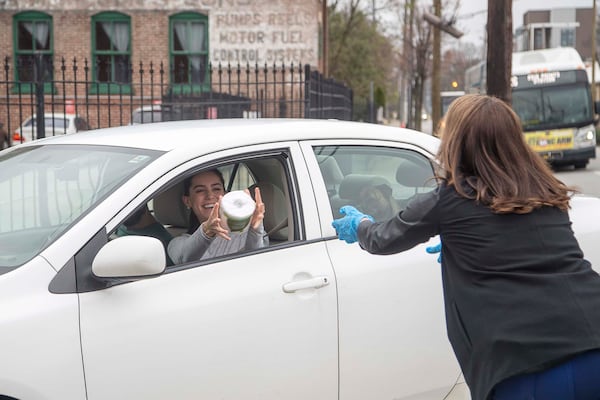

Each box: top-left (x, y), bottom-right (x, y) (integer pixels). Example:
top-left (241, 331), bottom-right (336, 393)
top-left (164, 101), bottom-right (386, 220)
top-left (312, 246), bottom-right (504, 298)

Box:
top-left (209, 1), bottom-right (319, 66)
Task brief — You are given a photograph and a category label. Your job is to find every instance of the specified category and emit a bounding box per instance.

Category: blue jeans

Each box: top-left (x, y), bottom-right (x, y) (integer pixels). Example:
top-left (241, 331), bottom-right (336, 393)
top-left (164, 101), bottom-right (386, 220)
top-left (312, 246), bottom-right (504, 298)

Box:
top-left (492, 349), bottom-right (600, 400)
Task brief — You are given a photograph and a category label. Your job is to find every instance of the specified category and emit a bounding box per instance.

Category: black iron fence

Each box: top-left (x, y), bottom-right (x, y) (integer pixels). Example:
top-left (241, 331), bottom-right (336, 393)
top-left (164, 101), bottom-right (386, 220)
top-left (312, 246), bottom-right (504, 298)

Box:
top-left (1, 56), bottom-right (354, 145)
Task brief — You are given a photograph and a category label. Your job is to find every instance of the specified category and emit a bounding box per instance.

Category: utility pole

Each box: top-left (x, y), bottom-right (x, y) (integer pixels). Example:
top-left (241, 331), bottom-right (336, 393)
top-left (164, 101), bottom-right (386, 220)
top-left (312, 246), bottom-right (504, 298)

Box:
top-left (423, 5), bottom-right (463, 135)
top-left (592, 0), bottom-right (596, 104)
top-left (399, 1), bottom-right (410, 126)
top-left (431, 0), bottom-right (441, 136)
top-left (407, 0), bottom-right (415, 129)
top-left (486, 0), bottom-right (512, 103)
top-left (322, 0), bottom-right (328, 77)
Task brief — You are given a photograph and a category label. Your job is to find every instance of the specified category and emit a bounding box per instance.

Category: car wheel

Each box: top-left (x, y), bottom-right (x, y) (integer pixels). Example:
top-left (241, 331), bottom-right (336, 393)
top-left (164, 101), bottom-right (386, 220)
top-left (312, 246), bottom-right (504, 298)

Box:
top-left (573, 161), bottom-right (588, 169)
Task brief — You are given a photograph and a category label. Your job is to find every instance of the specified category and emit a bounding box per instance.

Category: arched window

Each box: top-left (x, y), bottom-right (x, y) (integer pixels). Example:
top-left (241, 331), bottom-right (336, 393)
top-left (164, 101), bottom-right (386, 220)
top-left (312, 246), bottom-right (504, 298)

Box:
top-left (169, 12), bottom-right (210, 94)
top-left (91, 12), bottom-right (132, 94)
top-left (13, 11), bottom-right (53, 93)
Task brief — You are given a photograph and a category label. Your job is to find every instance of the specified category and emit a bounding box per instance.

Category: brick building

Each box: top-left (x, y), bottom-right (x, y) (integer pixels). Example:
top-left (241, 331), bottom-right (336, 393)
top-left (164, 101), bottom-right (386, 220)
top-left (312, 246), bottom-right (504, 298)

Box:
top-left (0, 0), bottom-right (331, 136)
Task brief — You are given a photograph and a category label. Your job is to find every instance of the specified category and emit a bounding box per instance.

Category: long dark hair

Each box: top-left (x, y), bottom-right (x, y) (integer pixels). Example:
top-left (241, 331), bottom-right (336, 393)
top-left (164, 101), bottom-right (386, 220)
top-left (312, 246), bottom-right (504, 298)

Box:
top-left (184, 168), bottom-right (225, 234)
top-left (436, 94), bottom-right (574, 214)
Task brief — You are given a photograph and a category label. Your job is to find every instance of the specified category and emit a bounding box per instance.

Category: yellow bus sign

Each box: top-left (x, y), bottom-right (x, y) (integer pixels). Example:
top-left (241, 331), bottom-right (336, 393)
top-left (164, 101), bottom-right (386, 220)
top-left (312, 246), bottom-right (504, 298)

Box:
top-left (525, 129), bottom-right (574, 152)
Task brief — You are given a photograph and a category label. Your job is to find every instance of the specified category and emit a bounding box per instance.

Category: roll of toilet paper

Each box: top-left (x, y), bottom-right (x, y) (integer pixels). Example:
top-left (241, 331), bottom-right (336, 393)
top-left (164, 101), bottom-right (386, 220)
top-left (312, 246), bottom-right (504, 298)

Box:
top-left (219, 190), bottom-right (256, 232)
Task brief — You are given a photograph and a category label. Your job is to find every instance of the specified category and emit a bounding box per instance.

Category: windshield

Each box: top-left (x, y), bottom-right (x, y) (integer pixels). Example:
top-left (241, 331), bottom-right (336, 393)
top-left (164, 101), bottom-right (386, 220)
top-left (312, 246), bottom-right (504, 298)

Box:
top-left (512, 84), bottom-right (593, 131)
top-left (0, 145), bottom-right (161, 271)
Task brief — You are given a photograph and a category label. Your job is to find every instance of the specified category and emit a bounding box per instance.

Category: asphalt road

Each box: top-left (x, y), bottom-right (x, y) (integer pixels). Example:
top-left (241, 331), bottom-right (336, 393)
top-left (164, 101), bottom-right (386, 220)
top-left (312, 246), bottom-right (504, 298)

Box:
top-left (553, 147), bottom-right (600, 198)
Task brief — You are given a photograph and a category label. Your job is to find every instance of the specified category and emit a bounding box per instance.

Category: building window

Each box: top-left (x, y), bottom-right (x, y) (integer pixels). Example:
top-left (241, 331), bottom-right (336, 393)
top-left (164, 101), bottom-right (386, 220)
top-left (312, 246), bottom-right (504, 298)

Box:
top-left (13, 11), bottom-right (54, 93)
top-left (560, 28), bottom-right (575, 47)
top-left (91, 12), bottom-right (131, 94)
top-left (533, 28), bottom-right (544, 49)
top-left (169, 12), bottom-right (209, 94)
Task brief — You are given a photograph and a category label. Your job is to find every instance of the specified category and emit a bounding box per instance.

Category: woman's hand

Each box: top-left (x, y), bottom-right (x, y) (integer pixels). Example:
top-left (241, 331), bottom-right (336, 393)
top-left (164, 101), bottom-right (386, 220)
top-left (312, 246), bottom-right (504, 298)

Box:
top-left (202, 196), bottom-right (231, 240)
top-left (247, 187), bottom-right (265, 231)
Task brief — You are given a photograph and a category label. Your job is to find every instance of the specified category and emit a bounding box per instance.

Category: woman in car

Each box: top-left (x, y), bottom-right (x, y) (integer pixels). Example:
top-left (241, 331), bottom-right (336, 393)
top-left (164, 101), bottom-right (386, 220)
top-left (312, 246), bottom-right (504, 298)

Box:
top-left (168, 169), bottom-right (267, 264)
top-left (332, 94), bottom-right (600, 400)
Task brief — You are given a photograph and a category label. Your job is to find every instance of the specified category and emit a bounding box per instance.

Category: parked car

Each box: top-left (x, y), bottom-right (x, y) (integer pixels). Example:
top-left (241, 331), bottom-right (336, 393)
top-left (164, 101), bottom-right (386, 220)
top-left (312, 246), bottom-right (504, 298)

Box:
top-left (12, 112), bottom-right (90, 144)
top-left (130, 104), bottom-right (162, 124)
top-left (1, 119), bottom-right (599, 400)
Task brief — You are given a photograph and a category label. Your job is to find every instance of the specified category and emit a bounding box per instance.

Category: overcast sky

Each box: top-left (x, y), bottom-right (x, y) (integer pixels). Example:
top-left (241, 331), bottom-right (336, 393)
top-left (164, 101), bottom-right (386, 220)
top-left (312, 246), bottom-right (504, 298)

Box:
top-left (456, 0), bottom-right (595, 46)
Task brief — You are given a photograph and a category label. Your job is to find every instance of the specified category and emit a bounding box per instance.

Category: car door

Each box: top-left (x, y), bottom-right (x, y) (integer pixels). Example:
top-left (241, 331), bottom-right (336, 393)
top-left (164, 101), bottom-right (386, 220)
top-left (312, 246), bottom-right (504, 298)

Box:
top-left (301, 140), bottom-right (463, 400)
top-left (77, 142), bottom-right (339, 400)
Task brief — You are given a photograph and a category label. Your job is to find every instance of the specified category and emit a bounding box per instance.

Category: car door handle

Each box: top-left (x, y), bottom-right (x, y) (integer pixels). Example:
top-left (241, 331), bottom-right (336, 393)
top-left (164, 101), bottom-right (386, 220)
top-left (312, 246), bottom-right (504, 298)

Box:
top-left (282, 276), bottom-right (330, 293)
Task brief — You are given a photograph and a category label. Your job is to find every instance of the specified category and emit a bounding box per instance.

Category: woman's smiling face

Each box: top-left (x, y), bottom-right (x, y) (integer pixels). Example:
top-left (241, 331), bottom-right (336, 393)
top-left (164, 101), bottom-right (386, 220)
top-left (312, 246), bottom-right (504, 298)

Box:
top-left (183, 171), bottom-right (226, 223)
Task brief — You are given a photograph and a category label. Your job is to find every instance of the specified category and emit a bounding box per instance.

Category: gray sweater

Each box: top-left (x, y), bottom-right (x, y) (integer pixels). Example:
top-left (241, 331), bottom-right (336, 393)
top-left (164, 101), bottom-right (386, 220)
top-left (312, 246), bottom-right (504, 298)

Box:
top-left (168, 223), bottom-right (268, 264)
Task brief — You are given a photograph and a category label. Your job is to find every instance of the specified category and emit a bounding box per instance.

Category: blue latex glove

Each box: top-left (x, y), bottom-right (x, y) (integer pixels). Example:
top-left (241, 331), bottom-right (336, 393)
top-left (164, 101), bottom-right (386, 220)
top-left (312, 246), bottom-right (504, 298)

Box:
top-left (426, 242), bottom-right (442, 263)
top-left (332, 205), bottom-right (374, 244)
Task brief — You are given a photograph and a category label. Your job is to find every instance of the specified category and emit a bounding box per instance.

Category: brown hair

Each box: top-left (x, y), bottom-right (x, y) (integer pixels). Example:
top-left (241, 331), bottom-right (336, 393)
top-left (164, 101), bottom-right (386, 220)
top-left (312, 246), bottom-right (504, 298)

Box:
top-left (436, 94), bottom-right (574, 214)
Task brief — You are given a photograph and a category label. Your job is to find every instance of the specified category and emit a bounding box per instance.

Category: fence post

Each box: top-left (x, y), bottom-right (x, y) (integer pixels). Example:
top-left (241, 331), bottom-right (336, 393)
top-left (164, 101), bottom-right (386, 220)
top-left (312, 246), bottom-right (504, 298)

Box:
top-left (304, 64), bottom-right (311, 119)
top-left (34, 53), bottom-right (46, 139)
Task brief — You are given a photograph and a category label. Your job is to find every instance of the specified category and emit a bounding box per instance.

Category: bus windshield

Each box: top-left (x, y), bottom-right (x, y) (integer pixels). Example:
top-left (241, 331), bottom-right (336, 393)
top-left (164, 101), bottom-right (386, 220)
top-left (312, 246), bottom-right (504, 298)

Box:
top-left (512, 83), bottom-right (593, 131)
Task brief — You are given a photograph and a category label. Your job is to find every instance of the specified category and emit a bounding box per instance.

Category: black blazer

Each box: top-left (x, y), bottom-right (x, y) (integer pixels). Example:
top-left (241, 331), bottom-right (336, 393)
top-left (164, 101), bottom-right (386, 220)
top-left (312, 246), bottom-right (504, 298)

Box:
top-left (357, 183), bottom-right (600, 400)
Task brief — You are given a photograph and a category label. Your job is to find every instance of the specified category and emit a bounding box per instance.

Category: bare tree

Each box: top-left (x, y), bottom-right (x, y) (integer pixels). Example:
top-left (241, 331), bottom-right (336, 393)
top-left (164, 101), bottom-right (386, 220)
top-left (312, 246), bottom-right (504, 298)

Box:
top-left (329, 0), bottom-right (363, 71)
top-left (411, 6), bottom-right (433, 131)
top-left (441, 43), bottom-right (483, 90)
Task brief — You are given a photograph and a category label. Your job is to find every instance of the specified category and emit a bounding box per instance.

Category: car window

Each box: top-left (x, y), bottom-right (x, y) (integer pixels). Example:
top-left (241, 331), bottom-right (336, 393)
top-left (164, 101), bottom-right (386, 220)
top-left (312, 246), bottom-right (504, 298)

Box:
top-left (44, 117), bottom-right (68, 130)
top-left (313, 145), bottom-right (437, 221)
top-left (132, 110), bottom-right (162, 124)
top-left (219, 163), bottom-right (256, 190)
top-left (113, 152), bottom-right (296, 268)
top-left (0, 145), bottom-right (161, 271)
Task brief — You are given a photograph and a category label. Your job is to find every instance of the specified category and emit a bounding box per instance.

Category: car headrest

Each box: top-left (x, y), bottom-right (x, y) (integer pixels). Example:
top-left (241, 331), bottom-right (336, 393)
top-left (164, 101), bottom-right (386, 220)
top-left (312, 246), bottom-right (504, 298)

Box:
top-left (153, 182), bottom-right (190, 229)
top-left (316, 155), bottom-right (344, 186)
top-left (395, 159), bottom-right (435, 188)
top-left (338, 174), bottom-right (391, 201)
top-left (249, 181), bottom-right (288, 241)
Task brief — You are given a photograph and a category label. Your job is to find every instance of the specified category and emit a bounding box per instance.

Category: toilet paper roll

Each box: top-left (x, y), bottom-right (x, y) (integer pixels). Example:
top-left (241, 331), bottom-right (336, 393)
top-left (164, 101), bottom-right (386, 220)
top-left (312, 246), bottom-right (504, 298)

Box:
top-left (219, 190), bottom-right (256, 232)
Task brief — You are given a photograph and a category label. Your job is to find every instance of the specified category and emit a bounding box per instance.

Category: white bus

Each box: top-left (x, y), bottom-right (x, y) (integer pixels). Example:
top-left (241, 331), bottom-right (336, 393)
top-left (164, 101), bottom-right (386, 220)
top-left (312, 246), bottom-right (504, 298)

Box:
top-left (465, 47), bottom-right (598, 168)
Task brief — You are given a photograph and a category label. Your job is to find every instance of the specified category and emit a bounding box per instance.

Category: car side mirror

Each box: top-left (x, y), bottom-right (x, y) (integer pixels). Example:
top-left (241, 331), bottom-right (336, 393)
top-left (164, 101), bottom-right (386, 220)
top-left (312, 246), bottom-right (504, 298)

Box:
top-left (595, 101), bottom-right (600, 115)
top-left (92, 236), bottom-right (166, 279)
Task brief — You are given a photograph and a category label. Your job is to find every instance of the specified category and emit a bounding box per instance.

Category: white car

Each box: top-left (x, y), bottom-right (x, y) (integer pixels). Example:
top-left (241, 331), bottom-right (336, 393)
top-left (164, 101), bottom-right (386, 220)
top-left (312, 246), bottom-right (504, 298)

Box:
top-left (1, 119), bottom-right (599, 400)
top-left (12, 112), bottom-right (90, 144)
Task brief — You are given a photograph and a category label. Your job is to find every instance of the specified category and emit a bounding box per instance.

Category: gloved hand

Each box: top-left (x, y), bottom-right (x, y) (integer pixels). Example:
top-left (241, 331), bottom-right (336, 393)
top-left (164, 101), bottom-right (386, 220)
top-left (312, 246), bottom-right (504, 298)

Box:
top-left (332, 205), bottom-right (374, 244)
top-left (426, 241), bottom-right (442, 263)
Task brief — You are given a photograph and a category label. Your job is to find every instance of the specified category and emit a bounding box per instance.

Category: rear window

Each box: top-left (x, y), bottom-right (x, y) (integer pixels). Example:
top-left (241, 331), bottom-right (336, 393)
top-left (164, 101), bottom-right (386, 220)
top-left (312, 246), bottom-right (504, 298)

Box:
top-left (44, 117), bottom-right (68, 129)
top-left (132, 110), bottom-right (162, 124)
top-left (26, 117), bottom-right (69, 129)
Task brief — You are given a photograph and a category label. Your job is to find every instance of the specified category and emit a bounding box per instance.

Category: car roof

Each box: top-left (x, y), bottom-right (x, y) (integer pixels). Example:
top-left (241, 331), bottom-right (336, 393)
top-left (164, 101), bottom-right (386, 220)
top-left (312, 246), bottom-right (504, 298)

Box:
top-left (132, 105), bottom-right (161, 112)
top-left (13, 118), bottom-right (440, 155)
top-left (28, 113), bottom-right (81, 119)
